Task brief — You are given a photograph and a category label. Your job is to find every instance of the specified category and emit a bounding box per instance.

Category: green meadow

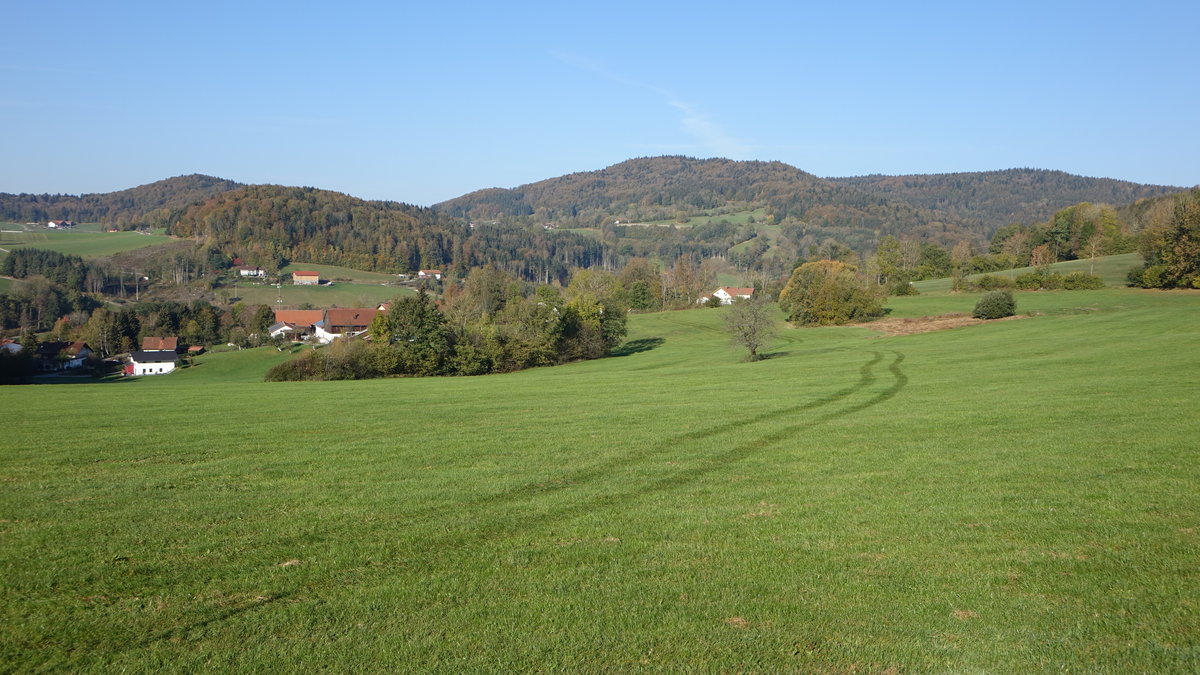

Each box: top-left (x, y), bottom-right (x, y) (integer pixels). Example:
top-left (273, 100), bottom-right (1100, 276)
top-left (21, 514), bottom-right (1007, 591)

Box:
top-left (913, 253), bottom-right (1143, 293)
top-left (0, 229), bottom-right (173, 260)
top-left (227, 280), bottom-right (411, 308)
top-left (2, 286), bottom-right (1198, 672)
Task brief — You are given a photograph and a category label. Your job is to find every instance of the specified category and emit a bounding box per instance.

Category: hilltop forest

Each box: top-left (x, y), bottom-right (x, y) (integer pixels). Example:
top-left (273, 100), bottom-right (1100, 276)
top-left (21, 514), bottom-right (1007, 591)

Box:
top-left (0, 159), bottom-right (1191, 290)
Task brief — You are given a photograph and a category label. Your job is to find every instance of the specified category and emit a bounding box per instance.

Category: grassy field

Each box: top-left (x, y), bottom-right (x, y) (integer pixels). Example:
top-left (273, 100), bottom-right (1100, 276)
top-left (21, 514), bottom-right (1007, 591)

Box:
top-left (278, 262), bottom-right (402, 284)
top-left (2, 286), bottom-right (1198, 671)
top-left (226, 280), bottom-right (411, 308)
top-left (0, 229), bottom-right (173, 260)
top-left (913, 253), bottom-right (1142, 293)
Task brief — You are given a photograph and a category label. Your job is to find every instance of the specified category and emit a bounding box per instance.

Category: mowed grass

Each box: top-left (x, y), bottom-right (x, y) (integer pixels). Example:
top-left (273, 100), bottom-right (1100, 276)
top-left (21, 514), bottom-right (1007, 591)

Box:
top-left (228, 280), bottom-right (412, 308)
top-left (913, 253), bottom-right (1143, 293)
top-left (2, 287), bottom-right (1198, 671)
top-left (0, 230), bottom-right (173, 260)
top-left (279, 262), bottom-right (401, 284)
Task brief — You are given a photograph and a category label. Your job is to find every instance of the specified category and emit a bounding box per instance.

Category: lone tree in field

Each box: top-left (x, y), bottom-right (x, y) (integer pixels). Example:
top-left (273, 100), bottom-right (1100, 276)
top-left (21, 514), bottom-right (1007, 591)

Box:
top-left (724, 297), bottom-right (777, 361)
top-left (778, 260), bottom-right (884, 326)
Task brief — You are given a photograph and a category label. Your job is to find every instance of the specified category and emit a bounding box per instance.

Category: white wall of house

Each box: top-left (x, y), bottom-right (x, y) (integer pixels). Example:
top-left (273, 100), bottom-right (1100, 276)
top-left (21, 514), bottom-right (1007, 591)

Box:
top-left (132, 361), bottom-right (176, 376)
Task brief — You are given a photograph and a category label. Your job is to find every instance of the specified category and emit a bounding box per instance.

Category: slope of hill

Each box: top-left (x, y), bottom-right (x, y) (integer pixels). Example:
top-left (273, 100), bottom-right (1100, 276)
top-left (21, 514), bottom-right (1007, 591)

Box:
top-left (828, 168), bottom-right (1185, 230)
top-left (166, 184), bottom-right (605, 280)
top-left (436, 156), bottom-right (960, 247)
top-left (0, 174), bottom-right (244, 227)
top-left (2, 288), bottom-right (1197, 670)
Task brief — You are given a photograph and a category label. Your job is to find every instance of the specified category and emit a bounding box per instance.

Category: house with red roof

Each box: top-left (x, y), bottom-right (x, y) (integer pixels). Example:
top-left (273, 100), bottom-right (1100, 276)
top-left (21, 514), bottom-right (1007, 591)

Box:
top-left (698, 286), bottom-right (755, 306)
top-left (314, 307), bottom-right (382, 344)
top-left (269, 309), bottom-right (325, 340)
top-left (35, 341), bottom-right (92, 370)
top-left (293, 271), bottom-right (321, 285)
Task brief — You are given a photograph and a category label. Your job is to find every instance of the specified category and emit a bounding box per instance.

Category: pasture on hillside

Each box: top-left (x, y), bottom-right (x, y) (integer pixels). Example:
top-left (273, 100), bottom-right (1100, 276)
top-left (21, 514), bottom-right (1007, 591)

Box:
top-left (0, 229), bottom-right (173, 260)
top-left (2, 287), bottom-right (1198, 671)
top-left (225, 280), bottom-right (412, 308)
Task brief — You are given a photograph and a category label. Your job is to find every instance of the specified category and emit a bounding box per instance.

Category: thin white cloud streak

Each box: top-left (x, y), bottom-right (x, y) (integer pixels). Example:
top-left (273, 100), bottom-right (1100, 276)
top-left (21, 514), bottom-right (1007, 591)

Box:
top-left (551, 50), bottom-right (751, 159)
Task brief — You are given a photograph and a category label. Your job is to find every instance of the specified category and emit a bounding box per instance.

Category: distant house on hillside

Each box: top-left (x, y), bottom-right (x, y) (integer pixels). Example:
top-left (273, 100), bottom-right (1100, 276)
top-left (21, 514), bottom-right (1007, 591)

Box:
top-left (141, 336), bottom-right (179, 352)
top-left (35, 341), bottom-right (92, 370)
top-left (293, 271), bottom-right (321, 285)
top-left (417, 269), bottom-right (443, 280)
top-left (47, 220), bottom-right (75, 228)
top-left (698, 286), bottom-right (755, 306)
top-left (127, 350), bottom-right (178, 376)
top-left (0, 339), bottom-right (22, 355)
top-left (238, 266), bottom-right (266, 278)
top-left (314, 307), bottom-right (382, 344)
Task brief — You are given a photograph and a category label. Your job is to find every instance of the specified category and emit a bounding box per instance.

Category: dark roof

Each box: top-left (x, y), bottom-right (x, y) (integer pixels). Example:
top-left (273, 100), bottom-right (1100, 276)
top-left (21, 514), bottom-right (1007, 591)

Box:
top-left (36, 341), bottom-right (90, 357)
top-left (130, 350), bottom-right (179, 363)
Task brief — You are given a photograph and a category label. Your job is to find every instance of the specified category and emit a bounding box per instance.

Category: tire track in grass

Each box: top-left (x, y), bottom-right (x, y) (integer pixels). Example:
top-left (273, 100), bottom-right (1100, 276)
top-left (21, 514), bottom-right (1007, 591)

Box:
top-left (403, 351), bottom-right (886, 519)
top-left (127, 351), bottom-right (908, 649)
top-left (462, 350), bottom-right (909, 540)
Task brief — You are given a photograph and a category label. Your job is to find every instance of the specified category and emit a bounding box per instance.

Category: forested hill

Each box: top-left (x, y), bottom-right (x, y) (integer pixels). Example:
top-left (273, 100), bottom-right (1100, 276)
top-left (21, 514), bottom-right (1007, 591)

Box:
top-left (0, 174), bottom-right (244, 227)
top-left (165, 185), bottom-right (606, 281)
top-left (827, 169), bottom-right (1186, 230)
top-left (434, 156), bottom-right (959, 245)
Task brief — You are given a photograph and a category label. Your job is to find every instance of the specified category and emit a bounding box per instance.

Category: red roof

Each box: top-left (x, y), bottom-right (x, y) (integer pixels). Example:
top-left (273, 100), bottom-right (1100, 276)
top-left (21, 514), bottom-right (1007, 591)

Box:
top-left (293, 271), bottom-right (320, 277)
top-left (141, 336), bottom-right (178, 351)
top-left (274, 309), bottom-right (324, 326)
top-left (721, 287), bottom-right (755, 297)
top-left (324, 308), bottom-right (380, 330)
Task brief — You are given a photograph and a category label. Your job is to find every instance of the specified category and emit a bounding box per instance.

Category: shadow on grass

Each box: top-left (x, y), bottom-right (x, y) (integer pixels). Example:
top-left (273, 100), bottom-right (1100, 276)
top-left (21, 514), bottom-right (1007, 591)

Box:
top-left (755, 350), bottom-right (790, 360)
top-left (609, 337), bottom-right (665, 357)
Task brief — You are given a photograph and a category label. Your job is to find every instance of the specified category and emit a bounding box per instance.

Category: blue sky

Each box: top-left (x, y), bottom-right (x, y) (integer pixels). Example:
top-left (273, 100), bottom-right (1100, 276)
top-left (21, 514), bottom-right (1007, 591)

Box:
top-left (4, 1), bottom-right (1197, 205)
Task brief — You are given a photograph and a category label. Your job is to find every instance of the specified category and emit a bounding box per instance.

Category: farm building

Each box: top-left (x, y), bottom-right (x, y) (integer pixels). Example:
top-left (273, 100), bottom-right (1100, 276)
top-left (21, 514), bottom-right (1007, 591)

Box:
top-left (698, 286), bottom-right (755, 305)
top-left (127, 350), bottom-right (178, 376)
top-left (271, 310), bottom-right (324, 340)
top-left (293, 271), bottom-right (321, 285)
top-left (238, 266), bottom-right (266, 277)
top-left (47, 220), bottom-right (75, 228)
top-left (417, 269), bottom-right (443, 280)
top-left (314, 307), bottom-right (382, 344)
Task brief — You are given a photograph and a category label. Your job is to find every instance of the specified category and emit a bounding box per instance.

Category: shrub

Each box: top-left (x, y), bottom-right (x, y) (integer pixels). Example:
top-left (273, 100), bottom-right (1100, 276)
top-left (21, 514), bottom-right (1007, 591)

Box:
top-left (779, 260), bottom-right (884, 326)
top-left (890, 280), bottom-right (919, 296)
top-left (1062, 271), bottom-right (1104, 290)
top-left (1040, 272), bottom-right (1064, 290)
top-left (974, 275), bottom-right (1014, 291)
top-left (1014, 272), bottom-right (1043, 290)
top-left (973, 290), bottom-right (1016, 320)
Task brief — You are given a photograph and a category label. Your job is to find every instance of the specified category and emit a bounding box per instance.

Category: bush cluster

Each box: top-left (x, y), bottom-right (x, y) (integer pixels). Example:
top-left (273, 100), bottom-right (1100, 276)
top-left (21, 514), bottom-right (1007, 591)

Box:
top-left (972, 290), bottom-right (1016, 320)
top-left (971, 270), bottom-right (1102, 292)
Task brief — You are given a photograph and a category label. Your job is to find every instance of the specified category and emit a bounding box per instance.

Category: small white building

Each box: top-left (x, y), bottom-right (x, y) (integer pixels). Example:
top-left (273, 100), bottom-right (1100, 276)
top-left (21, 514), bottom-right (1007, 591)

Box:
top-left (238, 266), bottom-right (266, 277)
top-left (417, 269), bottom-right (443, 280)
top-left (128, 350), bottom-right (178, 376)
top-left (698, 286), bottom-right (755, 305)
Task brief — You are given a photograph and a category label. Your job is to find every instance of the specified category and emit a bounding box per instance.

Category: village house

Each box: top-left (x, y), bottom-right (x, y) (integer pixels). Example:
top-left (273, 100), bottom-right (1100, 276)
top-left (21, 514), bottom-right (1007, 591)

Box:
top-left (46, 220), bottom-right (75, 228)
top-left (126, 350), bottom-right (178, 376)
top-left (270, 309), bottom-right (325, 341)
top-left (238, 265), bottom-right (266, 278)
top-left (314, 307), bottom-right (381, 344)
top-left (35, 341), bottom-right (92, 370)
top-left (698, 286), bottom-right (755, 306)
top-left (417, 269), bottom-right (443, 280)
top-left (293, 271), bottom-right (321, 285)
